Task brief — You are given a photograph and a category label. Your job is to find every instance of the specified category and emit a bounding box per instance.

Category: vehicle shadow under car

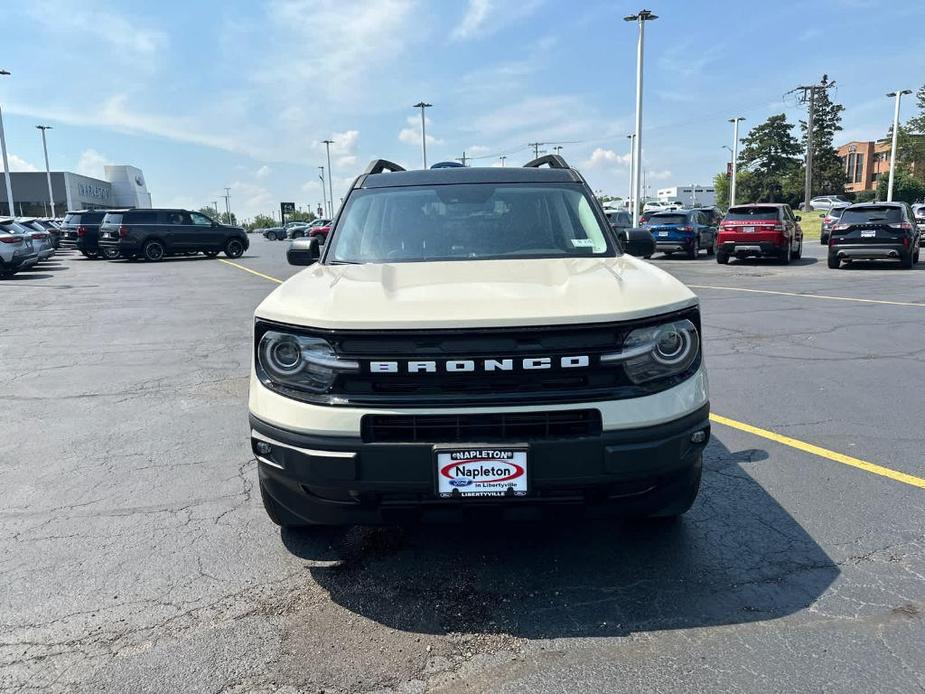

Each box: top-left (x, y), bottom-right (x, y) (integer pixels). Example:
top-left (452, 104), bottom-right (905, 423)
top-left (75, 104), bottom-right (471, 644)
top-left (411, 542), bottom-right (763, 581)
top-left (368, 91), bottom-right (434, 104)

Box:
top-left (281, 434), bottom-right (837, 640)
top-left (652, 254), bottom-right (818, 267)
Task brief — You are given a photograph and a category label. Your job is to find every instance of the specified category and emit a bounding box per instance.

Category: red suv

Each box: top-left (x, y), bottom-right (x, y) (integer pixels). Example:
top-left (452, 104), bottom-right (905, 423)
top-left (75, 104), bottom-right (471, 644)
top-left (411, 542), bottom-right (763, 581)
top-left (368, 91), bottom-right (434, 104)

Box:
top-left (715, 204), bottom-right (803, 264)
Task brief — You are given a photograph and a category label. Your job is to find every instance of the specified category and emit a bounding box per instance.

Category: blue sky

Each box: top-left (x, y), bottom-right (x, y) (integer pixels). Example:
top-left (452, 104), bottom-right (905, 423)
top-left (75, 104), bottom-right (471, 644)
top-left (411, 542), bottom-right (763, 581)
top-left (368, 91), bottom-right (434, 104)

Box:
top-left (2, 0), bottom-right (924, 220)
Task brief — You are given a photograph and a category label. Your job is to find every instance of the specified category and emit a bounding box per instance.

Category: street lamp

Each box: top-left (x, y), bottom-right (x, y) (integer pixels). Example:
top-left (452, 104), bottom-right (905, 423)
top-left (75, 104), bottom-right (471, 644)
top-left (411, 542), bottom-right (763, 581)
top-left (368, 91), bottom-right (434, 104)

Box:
top-left (322, 139), bottom-right (335, 216)
top-left (0, 70), bottom-right (13, 217)
top-left (624, 9), bottom-right (657, 226)
top-left (413, 102), bottom-right (431, 169)
top-left (886, 90), bottom-right (912, 202)
top-left (553, 145), bottom-right (564, 155)
top-left (626, 134), bottom-right (636, 213)
top-left (36, 125), bottom-right (56, 217)
top-left (728, 117), bottom-right (745, 207)
top-left (499, 155), bottom-right (507, 167)
top-left (318, 166), bottom-right (327, 217)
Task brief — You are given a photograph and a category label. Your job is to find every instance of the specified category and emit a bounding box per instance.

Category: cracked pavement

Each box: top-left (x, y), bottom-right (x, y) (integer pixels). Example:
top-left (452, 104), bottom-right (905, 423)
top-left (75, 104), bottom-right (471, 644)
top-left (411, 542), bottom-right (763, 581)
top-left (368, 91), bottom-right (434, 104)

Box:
top-left (1, 240), bottom-right (923, 693)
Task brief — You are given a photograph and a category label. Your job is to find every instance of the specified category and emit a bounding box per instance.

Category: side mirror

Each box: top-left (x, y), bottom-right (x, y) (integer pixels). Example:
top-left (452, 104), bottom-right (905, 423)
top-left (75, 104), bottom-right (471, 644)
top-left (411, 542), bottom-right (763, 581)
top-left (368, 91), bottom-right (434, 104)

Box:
top-left (287, 237), bottom-right (321, 266)
top-left (623, 228), bottom-right (656, 258)
top-left (794, 215), bottom-right (801, 221)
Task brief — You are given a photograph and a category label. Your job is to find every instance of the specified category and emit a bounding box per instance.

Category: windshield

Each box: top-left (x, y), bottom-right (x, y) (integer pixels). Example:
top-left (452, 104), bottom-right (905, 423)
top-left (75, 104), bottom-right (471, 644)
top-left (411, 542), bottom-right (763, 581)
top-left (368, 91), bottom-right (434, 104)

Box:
top-left (725, 207), bottom-right (779, 221)
top-left (840, 206), bottom-right (903, 225)
top-left (328, 183), bottom-right (614, 263)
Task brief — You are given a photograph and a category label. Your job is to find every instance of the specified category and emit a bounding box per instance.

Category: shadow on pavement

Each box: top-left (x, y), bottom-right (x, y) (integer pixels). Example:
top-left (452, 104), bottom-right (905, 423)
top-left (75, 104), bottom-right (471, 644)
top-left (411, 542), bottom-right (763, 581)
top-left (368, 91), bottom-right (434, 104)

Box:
top-left (4, 273), bottom-right (55, 281)
top-left (282, 434), bottom-right (837, 638)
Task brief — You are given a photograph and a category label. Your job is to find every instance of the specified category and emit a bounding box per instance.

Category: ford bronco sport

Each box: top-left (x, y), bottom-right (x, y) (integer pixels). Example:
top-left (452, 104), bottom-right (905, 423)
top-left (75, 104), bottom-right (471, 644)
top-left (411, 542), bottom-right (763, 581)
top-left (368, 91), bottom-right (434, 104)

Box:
top-left (248, 156), bottom-right (710, 528)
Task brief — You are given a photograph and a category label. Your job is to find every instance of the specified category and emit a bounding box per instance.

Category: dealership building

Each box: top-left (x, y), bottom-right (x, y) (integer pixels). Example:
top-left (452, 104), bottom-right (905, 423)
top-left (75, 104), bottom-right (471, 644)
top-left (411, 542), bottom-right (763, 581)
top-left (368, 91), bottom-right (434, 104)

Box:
top-left (0, 165), bottom-right (152, 217)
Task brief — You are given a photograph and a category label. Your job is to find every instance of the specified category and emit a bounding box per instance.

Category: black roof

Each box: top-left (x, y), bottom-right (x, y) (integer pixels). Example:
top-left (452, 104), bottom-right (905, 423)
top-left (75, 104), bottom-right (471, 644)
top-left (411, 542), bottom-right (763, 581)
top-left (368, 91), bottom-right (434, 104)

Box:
top-left (844, 201), bottom-right (904, 207)
top-left (360, 165), bottom-right (581, 189)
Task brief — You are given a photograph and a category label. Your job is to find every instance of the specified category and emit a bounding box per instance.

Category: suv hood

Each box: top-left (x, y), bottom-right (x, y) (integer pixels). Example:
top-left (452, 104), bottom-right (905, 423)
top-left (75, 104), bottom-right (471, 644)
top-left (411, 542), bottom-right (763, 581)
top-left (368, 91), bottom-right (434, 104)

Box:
top-left (256, 256), bottom-right (698, 330)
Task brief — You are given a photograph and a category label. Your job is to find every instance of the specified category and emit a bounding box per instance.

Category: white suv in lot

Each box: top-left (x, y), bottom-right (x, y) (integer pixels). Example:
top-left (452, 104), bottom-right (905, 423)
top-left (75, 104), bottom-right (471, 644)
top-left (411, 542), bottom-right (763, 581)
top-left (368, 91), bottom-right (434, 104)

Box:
top-left (248, 156), bottom-right (710, 529)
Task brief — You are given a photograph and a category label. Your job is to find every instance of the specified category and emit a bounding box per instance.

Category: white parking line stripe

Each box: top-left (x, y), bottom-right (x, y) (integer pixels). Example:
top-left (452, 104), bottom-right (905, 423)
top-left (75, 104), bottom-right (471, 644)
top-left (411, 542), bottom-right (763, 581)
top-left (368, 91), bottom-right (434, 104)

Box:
top-left (688, 284), bottom-right (925, 308)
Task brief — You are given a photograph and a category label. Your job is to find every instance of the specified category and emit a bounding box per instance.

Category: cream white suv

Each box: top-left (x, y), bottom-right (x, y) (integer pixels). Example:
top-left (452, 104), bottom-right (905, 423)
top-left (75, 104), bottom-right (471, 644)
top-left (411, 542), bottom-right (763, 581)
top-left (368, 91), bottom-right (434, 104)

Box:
top-left (248, 156), bottom-right (710, 528)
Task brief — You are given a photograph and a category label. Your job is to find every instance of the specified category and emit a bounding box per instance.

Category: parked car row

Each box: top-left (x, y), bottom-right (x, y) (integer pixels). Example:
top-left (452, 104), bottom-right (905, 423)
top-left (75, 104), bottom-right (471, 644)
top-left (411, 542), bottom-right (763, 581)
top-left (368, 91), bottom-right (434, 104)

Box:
top-left (0, 217), bottom-right (58, 278)
top-left (262, 218), bottom-right (331, 241)
top-left (628, 199), bottom-right (921, 271)
top-left (58, 208), bottom-right (249, 262)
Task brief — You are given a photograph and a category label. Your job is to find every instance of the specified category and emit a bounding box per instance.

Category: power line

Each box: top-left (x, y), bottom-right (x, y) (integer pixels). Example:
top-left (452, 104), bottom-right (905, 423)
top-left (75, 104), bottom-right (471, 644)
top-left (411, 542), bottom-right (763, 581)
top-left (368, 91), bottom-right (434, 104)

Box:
top-left (785, 79), bottom-right (835, 211)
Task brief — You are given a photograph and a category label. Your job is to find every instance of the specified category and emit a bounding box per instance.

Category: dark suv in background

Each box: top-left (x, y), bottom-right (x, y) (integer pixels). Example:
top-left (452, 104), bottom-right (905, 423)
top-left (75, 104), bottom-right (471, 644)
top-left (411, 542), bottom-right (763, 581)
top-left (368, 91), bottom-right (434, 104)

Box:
top-left (59, 210), bottom-right (117, 259)
top-left (827, 202), bottom-right (920, 269)
top-left (98, 209), bottom-right (249, 261)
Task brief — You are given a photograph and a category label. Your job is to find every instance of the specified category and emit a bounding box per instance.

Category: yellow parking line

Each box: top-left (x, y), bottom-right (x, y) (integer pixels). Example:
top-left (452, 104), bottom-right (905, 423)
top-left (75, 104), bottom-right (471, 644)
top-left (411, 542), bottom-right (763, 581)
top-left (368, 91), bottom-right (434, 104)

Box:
top-left (219, 259), bottom-right (283, 284)
top-left (710, 413), bottom-right (925, 489)
top-left (688, 284), bottom-right (925, 308)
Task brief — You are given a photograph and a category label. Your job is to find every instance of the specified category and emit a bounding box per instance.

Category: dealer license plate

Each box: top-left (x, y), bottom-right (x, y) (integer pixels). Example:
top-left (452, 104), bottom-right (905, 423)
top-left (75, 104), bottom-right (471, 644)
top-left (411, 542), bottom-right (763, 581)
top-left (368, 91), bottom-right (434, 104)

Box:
top-left (861, 230), bottom-right (876, 238)
top-left (743, 226), bottom-right (755, 233)
top-left (435, 447), bottom-right (528, 498)
top-left (658, 231), bottom-right (669, 237)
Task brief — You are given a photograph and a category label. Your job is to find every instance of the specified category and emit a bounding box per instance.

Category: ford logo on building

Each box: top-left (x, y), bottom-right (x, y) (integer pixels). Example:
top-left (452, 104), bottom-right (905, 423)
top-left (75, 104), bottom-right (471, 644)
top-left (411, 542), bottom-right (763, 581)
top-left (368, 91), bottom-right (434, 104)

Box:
top-left (135, 175), bottom-right (145, 187)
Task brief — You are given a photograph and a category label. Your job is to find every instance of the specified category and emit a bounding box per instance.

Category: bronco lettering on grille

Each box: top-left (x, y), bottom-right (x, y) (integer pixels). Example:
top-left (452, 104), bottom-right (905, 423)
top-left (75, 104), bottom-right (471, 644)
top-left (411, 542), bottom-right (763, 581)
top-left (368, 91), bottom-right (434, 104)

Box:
top-left (368, 355), bottom-right (590, 374)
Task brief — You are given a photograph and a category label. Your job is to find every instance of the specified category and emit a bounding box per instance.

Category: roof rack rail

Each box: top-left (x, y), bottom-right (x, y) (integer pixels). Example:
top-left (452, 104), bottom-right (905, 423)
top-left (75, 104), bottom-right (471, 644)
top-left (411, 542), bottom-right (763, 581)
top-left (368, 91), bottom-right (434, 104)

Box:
top-left (523, 154), bottom-right (570, 170)
top-left (364, 159), bottom-right (406, 175)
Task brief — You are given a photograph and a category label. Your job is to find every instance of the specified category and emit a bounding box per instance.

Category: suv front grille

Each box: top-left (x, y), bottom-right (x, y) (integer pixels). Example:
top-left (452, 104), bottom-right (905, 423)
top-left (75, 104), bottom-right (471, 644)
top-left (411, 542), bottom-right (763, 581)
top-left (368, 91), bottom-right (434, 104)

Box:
top-left (362, 409), bottom-right (602, 443)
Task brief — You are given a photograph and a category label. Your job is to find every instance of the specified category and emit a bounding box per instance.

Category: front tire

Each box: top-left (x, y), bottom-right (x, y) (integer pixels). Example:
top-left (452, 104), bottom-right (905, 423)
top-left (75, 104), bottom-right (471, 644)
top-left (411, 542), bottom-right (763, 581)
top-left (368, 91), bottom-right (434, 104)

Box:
top-left (224, 238), bottom-right (245, 258)
top-left (641, 457), bottom-right (702, 520)
top-left (142, 240), bottom-right (165, 262)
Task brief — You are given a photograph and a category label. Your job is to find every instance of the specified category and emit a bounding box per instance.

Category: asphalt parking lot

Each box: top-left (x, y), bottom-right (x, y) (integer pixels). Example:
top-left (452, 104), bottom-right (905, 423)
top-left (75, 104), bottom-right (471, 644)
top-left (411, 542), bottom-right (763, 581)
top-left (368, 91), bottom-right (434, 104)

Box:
top-left (3, 238), bottom-right (925, 693)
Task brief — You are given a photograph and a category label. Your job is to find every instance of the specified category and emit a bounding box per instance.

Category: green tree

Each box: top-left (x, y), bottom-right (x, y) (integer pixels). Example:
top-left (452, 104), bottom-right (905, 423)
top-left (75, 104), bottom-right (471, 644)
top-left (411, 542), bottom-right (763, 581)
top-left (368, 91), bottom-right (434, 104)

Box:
top-left (896, 84), bottom-right (925, 175)
top-left (876, 170), bottom-right (925, 203)
top-left (737, 114), bottom-right (802, 203)
top-left (283, 210), bottom-right (317, 223)
top-left (797, 75), bottom-right (847, 196)
top-left (247, 214), bottom-right (277, 230)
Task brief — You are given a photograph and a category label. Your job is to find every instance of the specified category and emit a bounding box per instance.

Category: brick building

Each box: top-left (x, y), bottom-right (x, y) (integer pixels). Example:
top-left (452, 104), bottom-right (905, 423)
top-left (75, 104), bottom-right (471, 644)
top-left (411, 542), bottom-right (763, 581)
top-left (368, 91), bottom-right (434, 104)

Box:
top-left (837, 137), bottom-right (924, 194)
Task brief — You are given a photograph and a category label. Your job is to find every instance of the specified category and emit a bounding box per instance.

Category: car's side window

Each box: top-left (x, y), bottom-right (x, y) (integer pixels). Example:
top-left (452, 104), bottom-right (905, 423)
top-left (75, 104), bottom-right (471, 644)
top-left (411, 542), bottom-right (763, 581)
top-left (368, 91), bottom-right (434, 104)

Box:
top-left (166, 212), bottom-right (186, 225)
top-left (190, 212), bottom-right (212, 226)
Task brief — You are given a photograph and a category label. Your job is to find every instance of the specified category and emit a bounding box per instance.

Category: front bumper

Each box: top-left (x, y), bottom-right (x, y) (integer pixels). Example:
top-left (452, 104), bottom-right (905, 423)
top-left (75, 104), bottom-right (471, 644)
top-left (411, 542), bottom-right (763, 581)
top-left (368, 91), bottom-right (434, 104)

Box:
top-left (251, 403), bottom-right (710, 525)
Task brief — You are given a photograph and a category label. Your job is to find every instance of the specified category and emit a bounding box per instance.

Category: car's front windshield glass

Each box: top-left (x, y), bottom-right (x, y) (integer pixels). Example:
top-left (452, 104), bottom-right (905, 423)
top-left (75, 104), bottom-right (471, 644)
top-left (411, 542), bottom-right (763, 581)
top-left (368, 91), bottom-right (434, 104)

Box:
top-left (328, 183), bottom-right (615, 263)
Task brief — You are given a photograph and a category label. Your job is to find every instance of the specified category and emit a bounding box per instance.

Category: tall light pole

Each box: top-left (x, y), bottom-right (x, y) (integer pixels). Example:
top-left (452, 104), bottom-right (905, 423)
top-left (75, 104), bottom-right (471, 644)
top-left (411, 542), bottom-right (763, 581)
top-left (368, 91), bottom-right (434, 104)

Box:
top-left (35, 125), bottom-right (56, 217)
top-left (223, 186), bottom-right (231, 222)
top-left (553, 145), bottom-right (564, 155)
top-left (413, 102), bottom-right (431, 169)
top-left (728, 117), bottom-right (744, 207)
top-left (886, 90), bottom-right (912, 202)
top-left (0, 70), bottom-right (14, 217)
top-left (499, 155), bottom-right (507, 167)
top-left (322, 139), bottom-right (334, 216)
top-left (318, 166), bottom-right (327, 217)
top-left (626, 134), bottom-right (636, 213)
top-left (624, 9), bottom-right (657, 226)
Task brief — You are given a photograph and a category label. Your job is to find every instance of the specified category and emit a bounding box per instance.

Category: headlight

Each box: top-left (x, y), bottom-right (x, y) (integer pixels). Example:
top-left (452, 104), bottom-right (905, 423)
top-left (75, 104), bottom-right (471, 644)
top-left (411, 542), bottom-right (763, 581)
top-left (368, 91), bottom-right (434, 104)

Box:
top-left (257, 330), bottom-right (358, 393)
top-left (601, 319), bottom-right (699, 384)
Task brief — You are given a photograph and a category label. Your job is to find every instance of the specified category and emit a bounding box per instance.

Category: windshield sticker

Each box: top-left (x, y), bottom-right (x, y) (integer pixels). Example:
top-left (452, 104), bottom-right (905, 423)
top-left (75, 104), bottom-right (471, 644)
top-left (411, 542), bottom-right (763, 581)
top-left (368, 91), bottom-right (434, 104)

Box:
top-left (571, 239), bottom-right (595, 248)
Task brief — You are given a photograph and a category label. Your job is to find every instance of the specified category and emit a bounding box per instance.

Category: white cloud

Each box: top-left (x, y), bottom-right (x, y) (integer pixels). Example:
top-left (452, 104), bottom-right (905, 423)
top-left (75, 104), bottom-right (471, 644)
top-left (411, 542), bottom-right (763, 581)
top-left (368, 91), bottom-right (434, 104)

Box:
top-left (451, 0), bottom-right (543, 41)
top-left (314, 130), bottom-right (360, 170)
top-left (398, 117), bottom-right (443, 147)
top-left (26, 1), bottom-right (167, 63)
top-left (648, 169), bottom-right (673, 181)
top-left (227, 181), bottom-right (275, 221)
top-left (256, 165), bottom-right (271, 179)
top-left (76, 149), bottom-right (112, 178)
top-left (8, 154), bottom-right (38, 172)
top-left (585, 148), bottom-right (632, 169)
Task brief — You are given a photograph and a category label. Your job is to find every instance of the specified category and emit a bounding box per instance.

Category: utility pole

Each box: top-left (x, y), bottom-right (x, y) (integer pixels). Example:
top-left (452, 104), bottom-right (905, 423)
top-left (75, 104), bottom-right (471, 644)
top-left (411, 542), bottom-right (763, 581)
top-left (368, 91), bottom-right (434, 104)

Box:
top-left (528, 142), bottom-right (544, 159)
top-left (413, 102), bottom-right (431, 169)
top-left (456, 151), bottom-right (468, 166)
top-left (789, 80), bottom-right (835, 211)
top-left (322, 139), bottom-right (334, 216)
top-left (624, 9), bottom-right (658, 226)
top-left (626, 134), bottom-right (636, 214)
top-left (499, 155), bottom-right (507, 167)
top-left (728, 117), bottom-right (744, 207)
top-left (36, 125), bottom-right (56, 217)
top-left (0, 70), bottom-right (12, 217)
top-left (886, 89), bottom-right (912, 202)
top-left (212, 201), bottom-right (219, 216)
top-left (318, 166), bottom-right (327, 217)
top-left (223, 186), bottom-right (231, 222)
